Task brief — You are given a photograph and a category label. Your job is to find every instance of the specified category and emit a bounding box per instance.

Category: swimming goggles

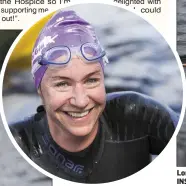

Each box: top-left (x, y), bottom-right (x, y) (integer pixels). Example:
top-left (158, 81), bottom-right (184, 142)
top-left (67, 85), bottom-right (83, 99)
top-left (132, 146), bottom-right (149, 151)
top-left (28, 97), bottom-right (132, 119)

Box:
top-left (32, 42), bottom-right (106, 74)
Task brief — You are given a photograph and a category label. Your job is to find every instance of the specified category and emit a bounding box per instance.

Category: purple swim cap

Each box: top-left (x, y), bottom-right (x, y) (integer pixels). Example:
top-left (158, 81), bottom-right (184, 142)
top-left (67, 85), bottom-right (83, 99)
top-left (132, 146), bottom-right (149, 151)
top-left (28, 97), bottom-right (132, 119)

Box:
top-left (31, 10), bottom-right (107, 89)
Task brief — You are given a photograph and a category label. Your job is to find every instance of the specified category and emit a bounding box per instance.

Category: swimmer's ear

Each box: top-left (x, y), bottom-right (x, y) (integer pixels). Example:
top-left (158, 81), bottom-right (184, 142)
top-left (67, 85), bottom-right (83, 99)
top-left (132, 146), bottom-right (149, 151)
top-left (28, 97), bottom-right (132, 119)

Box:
top-left (37, 87), bottom-right (41, 96)
top-left (37, 87), bottom-right (45, 105)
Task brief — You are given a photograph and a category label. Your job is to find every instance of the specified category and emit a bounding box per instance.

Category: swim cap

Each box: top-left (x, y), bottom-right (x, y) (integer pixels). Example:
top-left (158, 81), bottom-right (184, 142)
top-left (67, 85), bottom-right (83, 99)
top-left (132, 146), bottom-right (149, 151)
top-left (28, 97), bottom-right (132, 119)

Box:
top-left (31, 10), bottom-right (107, 88)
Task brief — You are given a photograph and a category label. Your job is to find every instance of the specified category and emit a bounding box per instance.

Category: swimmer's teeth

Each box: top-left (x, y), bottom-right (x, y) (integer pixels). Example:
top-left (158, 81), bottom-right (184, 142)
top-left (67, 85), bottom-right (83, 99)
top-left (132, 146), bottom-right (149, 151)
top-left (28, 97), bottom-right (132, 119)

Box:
top-left (67, 110), bottom-right (89, 118)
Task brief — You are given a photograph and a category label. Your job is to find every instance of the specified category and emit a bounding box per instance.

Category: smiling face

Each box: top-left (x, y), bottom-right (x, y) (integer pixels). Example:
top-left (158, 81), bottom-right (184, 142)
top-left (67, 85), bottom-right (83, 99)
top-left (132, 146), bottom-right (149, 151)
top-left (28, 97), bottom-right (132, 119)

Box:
top-left (39, 57), bottom-right (106, 138)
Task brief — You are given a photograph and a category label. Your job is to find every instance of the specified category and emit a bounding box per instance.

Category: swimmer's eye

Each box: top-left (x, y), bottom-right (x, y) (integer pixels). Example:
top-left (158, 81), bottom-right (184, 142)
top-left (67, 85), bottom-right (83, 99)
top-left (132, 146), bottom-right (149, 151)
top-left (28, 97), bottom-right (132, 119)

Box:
top-left (85, 78), bottom-right (100, 87)
top-left (55, 81), bottom-right (70, 88)
top-left (87, 78), bottom-right (98, 83)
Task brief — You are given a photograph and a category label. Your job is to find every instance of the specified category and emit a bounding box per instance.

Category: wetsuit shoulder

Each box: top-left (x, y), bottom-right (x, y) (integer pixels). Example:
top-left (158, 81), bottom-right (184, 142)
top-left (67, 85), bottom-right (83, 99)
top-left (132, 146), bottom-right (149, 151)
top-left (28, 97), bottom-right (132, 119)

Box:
top-left (103, 91), bottom-right (178, 153)
top-left (9, 115), bottom-right (36, 157)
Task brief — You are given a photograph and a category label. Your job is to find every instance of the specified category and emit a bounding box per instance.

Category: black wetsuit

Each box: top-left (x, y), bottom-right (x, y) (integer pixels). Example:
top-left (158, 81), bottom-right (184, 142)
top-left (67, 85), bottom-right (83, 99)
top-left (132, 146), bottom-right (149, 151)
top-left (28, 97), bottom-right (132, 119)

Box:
top-left (10, 91), bottom-right (178, 183)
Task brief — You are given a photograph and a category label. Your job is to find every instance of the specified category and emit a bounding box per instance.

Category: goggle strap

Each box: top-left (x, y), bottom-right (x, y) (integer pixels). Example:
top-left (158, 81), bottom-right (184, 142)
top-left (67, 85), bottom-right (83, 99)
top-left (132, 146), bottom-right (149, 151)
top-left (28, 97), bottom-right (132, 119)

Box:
top-left (103, 56), bottom-right (109, 65)
top-left (32, 62), bottom-right (42, 76)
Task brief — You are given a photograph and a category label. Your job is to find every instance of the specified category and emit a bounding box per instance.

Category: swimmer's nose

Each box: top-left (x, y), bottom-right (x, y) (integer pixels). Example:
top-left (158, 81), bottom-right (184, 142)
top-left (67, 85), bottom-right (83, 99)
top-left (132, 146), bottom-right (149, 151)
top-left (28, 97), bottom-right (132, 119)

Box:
top-left (70, 84), bottom-right (89, 108)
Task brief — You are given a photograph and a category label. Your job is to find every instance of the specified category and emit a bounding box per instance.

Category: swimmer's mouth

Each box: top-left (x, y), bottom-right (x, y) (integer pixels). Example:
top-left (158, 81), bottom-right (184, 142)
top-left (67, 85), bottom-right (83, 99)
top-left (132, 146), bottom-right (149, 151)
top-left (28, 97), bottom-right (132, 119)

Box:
top-left (64, 108), bottom-right (94, 118)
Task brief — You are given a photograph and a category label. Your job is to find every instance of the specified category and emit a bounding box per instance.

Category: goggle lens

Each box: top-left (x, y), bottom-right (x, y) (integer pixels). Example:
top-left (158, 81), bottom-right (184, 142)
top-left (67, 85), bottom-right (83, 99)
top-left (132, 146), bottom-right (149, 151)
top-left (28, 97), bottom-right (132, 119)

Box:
top-left (82, 43), bottom-right (101, 60)
top-left (43, 47), bottom-right (70, 64)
